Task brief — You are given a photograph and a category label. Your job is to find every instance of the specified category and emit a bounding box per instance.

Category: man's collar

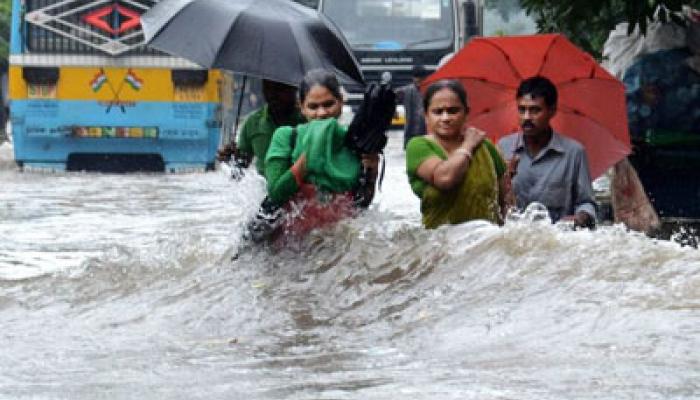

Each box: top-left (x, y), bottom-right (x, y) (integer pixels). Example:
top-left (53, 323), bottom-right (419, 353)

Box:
top-left (515, 130), bottom-right (566, 154)
top-left (545, 131), bottom-right (566, 153)
top-left (254, 105), bottom-right (276, 129)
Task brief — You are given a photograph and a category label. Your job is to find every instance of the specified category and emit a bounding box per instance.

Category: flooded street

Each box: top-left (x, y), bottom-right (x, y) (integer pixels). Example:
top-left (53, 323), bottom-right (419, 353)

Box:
top-left (1, 135), bottom-right (699, 399)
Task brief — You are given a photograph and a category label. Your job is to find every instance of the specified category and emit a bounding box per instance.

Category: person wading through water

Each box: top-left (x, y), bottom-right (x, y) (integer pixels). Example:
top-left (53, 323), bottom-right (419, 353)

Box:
top-left (261, 69), bottom-right (390, 240)
top-left (217, 79), bottom-right (306, 177)
top-left (406, 79), bottom-right (511, 228)
top-left (497, 76), bottom-right (596, 229)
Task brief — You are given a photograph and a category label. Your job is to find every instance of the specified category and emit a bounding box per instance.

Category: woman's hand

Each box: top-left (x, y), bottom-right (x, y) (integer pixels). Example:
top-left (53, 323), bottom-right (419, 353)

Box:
top-left (360, 153), bottom-right (379, 172)
top-left (356, 153), bottom-right (380, 208)
top-left (290, 153), bottom-right (307, 186)
top-left (460, 126), bottom-right (485, 153)
top-left (293, 154), bottom-right (307, 173)
top-left (506, 155), bottom-right (519, 179)
top-left (216, 143), bottom-right (234, 162)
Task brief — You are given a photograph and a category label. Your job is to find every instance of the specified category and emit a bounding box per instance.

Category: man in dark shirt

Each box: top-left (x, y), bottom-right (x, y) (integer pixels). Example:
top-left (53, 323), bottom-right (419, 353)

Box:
top-left (497, 76), bottom-right (596, 228)
top-left (397, 64), bottom-right (431, 148)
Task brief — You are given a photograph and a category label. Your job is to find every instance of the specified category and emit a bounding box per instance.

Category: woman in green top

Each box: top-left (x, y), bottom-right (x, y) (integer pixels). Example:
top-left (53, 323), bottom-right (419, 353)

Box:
top-left (264, 69), bottom-right (379, 238)
top-left (406, 79), bottom-right (510, 228)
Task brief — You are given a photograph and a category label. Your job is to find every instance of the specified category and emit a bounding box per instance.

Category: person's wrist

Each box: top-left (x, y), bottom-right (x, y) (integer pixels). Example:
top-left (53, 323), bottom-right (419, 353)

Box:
top-left (574, 211), bottom-right (594, 228)
top-left (454, 147), bottom-right (472, 159)
top-left (290, 163), bottom-right (304, 186)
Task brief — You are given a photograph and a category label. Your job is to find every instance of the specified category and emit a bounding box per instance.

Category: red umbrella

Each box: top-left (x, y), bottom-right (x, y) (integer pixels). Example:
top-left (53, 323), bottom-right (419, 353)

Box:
top-left (424, 34), bottom-right (631, 179)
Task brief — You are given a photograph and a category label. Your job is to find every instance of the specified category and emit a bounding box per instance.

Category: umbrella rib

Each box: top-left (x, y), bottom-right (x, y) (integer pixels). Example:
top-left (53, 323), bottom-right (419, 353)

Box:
top-left (535, 35), bottom-right (560, 77)
top-left (480, 39), bottom-right (523, 82)
top-left (557, 103), bottom-right (629, 145)
top-left (294, 19), bottom-right (312, 83)
top-left (556, 76), bottom-right (622, 89)
top-left (466, 78), bottom-right (518, 91)
top-left (210, 0), bottom-right (244, 70)
top-left (556, 78), bottom-right (626, 132)
top-left (469, 100), bottom-right (513, 120)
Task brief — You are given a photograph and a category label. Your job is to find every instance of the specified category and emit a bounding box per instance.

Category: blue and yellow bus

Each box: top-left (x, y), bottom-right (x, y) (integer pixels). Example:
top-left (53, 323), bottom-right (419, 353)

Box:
top-left (8, 0), bottom-right (234, 172)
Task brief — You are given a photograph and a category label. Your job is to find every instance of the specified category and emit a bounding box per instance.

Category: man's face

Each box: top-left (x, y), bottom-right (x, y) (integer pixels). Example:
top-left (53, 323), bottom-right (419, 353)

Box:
top-left (516, 94), bottom-right (556, 137)
top-left (262, 81), bottom-right (297, 116)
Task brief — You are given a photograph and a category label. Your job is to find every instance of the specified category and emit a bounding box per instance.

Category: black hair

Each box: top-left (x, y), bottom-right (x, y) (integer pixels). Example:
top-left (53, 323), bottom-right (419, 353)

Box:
top-left (411, 64), bottom-right (431, 78)
top-left (262, 79), bottom-right (296, 92)
top-left (298, 69), bottom-right (342, 104)
top-left (423, 79), bottom-right (468, 112)
top-left (516, 76), bottom-right (558, 107)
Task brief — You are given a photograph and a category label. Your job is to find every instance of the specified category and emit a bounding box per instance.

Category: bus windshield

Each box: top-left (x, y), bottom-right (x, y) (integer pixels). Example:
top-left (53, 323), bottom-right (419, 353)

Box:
top-left (321, 0), bottom-right (454, 50)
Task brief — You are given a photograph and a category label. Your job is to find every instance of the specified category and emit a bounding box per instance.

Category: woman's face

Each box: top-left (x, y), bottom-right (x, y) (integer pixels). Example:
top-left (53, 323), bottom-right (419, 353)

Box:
top-left (300, 84), bottom-right (343, 121)
top-left (425, 88), bottom-right (467, 138)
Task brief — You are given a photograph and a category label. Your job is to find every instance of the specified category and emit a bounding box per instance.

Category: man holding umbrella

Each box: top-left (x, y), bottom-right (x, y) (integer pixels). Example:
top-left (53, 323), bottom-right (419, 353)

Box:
top-left (498, 76), bottom-right (597, 228)
top-left (142, 0), bottom-right (365, 176)
top-left (217, 79), bottom-right (306, 177)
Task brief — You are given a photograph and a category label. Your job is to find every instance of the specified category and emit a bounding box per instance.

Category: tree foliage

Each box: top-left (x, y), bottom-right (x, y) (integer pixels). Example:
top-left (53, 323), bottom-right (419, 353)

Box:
top-left (485, 0), bottom-right (524, 22)
top-left (520, 0), bottom-right (700, 58)
top-left (1, 0), bottom-right (10, 72)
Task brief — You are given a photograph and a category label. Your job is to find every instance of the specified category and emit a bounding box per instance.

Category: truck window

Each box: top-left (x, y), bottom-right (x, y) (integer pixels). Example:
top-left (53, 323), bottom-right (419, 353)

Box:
top-left (322, 0), bottom-right (454, 51)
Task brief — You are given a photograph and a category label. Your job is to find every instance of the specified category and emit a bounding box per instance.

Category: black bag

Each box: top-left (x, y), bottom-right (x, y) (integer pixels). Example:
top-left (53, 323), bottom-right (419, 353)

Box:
top-left (345, 82), bottom-right (397, 155)
top-left (244, 196), bottom-right (285, 242)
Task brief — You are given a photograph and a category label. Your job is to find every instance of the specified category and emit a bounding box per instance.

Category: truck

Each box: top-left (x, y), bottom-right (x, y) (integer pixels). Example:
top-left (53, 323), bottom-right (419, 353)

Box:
top-left (312, 0), bottom-right (536, 124)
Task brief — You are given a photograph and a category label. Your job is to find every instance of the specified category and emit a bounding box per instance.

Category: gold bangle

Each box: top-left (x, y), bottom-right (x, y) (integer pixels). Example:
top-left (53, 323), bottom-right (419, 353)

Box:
top-left (454, 148), bottom-right (472, 159)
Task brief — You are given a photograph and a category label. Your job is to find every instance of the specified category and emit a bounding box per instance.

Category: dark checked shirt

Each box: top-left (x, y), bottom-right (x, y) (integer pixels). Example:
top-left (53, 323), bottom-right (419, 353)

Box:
top-left (498, 131), bottom-right (596, 222)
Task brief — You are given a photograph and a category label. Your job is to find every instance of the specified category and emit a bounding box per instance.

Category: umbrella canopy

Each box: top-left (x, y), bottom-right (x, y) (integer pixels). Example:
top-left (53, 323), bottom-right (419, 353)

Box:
top-left (141, 0), bottom-right (364, 87)
top-left (425, 34), bottom-right (631, 179)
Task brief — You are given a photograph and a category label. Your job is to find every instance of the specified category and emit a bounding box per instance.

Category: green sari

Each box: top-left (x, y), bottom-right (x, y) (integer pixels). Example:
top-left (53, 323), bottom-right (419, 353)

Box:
top-left (406, 137), bottom-right (504, 228)
top-left (265, 118), bottom-right (361, 205)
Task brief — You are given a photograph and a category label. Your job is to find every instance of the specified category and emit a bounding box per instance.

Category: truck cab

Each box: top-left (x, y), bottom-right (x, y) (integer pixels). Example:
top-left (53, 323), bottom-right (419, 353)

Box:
top-left (315, 0), bottom-right (536, 124)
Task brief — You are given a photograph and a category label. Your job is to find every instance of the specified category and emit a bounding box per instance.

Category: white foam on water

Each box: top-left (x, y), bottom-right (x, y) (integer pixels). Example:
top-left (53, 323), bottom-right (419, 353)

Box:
top-left (1, 132), bottom-right (699, 399)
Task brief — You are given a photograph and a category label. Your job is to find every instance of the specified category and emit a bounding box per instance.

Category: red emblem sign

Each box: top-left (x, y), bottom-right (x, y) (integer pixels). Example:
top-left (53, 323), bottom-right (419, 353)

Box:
top-left (83, 4), bottom-right (141, 35)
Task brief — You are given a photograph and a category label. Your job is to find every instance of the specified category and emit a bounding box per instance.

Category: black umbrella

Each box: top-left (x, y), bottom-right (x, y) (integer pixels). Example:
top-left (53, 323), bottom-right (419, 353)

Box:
top-left (141, 0), bottom-right (364, 87)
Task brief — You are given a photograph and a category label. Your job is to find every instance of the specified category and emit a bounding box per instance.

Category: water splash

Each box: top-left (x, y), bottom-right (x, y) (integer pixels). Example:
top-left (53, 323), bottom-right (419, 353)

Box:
top-left (2, 135), bottom-right (700, 399)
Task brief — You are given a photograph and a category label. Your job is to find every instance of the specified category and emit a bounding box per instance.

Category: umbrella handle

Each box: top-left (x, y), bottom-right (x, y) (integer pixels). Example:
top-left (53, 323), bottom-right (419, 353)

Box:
top-left (232, 75), bottom-right (248, 142)
top-left (228, 75), bottom-right (249, 180)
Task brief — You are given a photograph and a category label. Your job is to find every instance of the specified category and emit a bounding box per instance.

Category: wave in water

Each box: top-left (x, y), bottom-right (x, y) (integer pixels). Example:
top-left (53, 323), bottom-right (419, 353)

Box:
top-left (2, 209), bottom-right (699, 399)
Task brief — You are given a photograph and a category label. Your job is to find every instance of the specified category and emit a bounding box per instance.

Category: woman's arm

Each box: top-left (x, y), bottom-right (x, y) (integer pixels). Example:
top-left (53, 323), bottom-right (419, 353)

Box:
top-left (265, 127), bottom-right (305, 205)
top-left (266, 158), bottom-right (301, 205)
top-left (416, 127), bottom-right (485, 190)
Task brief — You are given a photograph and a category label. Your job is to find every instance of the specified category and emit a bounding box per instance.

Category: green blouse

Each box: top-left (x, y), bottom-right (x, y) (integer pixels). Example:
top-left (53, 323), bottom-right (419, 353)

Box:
top-left (265, 118), bottom-right (361, 205)
top-left (237, 105), bottom-right (306, 175)
top-left (406, 137), bottom-right (505, 197)
top-left (406, 136), bottom-right (506, 228)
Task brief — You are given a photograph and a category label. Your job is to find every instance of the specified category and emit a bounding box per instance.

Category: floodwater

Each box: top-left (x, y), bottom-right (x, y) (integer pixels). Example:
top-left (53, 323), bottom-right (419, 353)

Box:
top-left (1, 136), bottom-right (699, 399)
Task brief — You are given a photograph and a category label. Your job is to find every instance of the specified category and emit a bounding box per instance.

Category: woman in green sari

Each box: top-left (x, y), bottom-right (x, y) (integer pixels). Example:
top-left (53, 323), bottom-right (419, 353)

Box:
top-left (406, 79), bottom-right (510, 228)
top-left (263, 70), bottom-right (379, 238)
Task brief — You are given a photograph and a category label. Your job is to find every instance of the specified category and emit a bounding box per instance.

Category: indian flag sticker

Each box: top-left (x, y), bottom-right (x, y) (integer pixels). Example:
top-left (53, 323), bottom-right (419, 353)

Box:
top-left (74, 127), bottom-right (89, 137)
top-left (103, 127), bottom-right (116, 137)
top-left (88, 127), bottom-right (102, 138)
top-left (90, 69), bottom-right (107, 92)
top-left (129, 127), bottom-right (144, 138)
top-left (124, 69), bottom-right (143, 91)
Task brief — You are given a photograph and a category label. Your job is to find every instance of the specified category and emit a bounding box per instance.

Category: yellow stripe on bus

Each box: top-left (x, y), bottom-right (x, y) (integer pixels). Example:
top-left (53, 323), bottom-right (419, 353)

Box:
top-left (9, 66), bottom-right (222, 102)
